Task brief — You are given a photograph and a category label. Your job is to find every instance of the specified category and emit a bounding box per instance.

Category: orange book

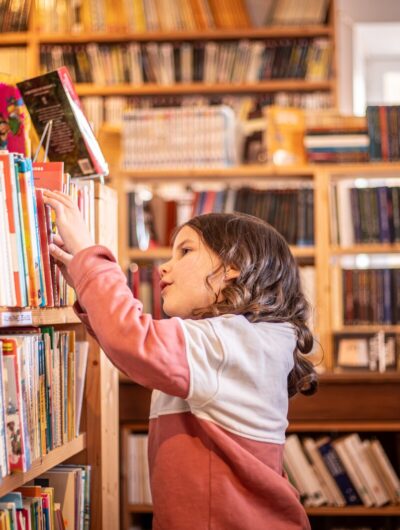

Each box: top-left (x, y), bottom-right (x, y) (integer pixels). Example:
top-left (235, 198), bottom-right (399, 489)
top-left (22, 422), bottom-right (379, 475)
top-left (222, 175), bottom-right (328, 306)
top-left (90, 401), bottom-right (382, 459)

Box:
top-left (0, 152), bottom-right (23, 306)
top-left (32, 161), bottom-right (64, 191)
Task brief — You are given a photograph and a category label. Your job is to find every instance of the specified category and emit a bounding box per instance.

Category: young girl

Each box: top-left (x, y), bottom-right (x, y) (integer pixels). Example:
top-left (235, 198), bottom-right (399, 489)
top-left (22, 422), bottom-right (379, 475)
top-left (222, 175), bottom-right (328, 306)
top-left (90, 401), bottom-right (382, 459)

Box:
top-left (43, 189), bottom-right (317, 530)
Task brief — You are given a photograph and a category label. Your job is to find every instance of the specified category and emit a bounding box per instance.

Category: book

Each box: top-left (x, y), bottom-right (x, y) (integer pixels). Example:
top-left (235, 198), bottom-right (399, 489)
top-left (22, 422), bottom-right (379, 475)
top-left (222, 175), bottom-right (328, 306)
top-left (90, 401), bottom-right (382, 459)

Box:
top-left (17, 67), bottom-right (108, 179)
top-left (265, 106), bottom-right (306, 165)
top-left (0, 82), bottom-right (30, 156)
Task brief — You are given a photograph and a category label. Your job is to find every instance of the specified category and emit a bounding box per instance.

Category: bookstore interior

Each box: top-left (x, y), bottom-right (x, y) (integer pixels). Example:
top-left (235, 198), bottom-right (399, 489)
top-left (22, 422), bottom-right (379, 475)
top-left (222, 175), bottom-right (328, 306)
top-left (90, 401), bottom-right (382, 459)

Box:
top-left (1, 0), bottom-right (400, 529)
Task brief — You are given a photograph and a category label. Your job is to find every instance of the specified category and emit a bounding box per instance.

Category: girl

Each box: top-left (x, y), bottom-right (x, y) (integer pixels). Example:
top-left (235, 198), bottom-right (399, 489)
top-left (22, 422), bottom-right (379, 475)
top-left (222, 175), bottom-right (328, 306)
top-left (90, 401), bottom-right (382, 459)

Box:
top-left (43, 189), bottom-right (317, 530)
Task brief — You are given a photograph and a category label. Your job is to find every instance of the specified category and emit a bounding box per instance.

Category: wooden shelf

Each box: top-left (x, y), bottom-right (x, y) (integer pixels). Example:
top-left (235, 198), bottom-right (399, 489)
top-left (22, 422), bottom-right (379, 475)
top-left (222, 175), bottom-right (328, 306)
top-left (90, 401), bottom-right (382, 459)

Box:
top-left (331, 243), bottom-right (400, 254)
top-left (35, 26), bottom-right (333, 43)
top-left (319, 371), bottom-right (400, 382)
top-left (0, 306), bottom-right (80, 327)
top-left (76, 80), bottom-right (334, 97)
top-left (0, 434), bottom-right (86, 497)
top-left (119, 164), bottom-right (317, 180)
top-left (0, 32), bottom-right (31, 44)
top-left (125, 246), bottom-right (315, 261)
top-left (333, 325), bottom-right (400, 334)
top-left (288, 421), bottom-right (400, 432)
top-left (127, 504), bottom-right (400, 516)
top-left (306, 506), bottom-right (400, 516)
top-left (128, 504), bottom-right (153, 513)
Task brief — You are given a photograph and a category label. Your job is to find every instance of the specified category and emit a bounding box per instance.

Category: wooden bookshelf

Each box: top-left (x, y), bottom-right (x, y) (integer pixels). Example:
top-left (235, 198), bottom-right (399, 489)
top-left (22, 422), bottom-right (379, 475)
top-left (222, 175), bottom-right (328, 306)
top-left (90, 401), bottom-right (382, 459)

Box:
top-left (0, 434), bottom-right (86, 497)
top-left (0, 185), bottom-right (119, 530)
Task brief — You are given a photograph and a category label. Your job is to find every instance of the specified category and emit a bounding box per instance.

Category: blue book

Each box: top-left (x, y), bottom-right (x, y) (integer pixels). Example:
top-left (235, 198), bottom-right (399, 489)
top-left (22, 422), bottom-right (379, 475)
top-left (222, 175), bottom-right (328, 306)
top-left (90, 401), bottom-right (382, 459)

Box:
top-left (317, 437), bottom-right (362, 505)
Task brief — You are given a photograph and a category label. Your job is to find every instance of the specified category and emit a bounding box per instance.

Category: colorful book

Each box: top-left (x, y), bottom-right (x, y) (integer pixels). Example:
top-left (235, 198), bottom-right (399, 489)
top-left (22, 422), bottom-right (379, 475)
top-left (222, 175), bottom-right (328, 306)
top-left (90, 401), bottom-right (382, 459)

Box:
top-left (0, 83), bottom-right (29, 156)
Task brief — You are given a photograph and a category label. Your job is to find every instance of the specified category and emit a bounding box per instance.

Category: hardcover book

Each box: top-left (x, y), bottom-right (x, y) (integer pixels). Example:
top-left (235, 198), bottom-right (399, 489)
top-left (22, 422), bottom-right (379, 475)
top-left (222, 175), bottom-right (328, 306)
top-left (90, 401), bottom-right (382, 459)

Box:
top-left (17, 67), bottom-right (108, 178)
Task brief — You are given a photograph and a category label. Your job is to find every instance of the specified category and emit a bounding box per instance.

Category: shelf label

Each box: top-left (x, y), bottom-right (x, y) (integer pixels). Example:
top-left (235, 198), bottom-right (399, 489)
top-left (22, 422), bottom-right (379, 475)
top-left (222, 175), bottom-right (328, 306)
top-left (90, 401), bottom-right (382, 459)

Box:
top-left (0, 311), bottom-right (33, 327)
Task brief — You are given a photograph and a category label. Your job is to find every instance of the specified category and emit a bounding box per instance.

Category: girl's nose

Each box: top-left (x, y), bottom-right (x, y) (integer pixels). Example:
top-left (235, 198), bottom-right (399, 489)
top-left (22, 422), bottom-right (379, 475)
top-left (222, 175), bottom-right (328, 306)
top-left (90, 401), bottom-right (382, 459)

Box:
top-left (159, 260), bottom-right (171, 277)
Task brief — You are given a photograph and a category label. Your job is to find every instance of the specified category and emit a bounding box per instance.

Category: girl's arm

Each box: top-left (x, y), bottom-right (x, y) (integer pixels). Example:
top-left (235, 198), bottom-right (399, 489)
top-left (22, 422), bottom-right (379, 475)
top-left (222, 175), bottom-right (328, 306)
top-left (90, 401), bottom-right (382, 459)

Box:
top-left (43, 190), bottom-right (190, 397)
top-left (68, 245), bottom-right (190, 397)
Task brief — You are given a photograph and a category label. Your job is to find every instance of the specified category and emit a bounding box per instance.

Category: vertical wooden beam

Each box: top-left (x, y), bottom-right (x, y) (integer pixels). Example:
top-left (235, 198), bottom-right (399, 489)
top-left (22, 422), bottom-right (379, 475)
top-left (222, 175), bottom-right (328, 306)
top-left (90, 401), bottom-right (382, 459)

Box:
top-left (84, 185), bottom-right (119, 530)
top-left (314, 169), bottom-right (333, 369)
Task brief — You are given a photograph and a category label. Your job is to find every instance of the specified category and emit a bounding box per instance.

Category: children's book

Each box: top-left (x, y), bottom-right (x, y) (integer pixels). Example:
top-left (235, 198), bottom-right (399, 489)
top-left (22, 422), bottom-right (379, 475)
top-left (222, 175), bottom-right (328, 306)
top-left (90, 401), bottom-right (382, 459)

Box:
top-left (17, 68), bottom-right (109, 178)
top-left (0, 82), bottom-right (30, 156)
top-left (265, 106), bottom-right (307, 165)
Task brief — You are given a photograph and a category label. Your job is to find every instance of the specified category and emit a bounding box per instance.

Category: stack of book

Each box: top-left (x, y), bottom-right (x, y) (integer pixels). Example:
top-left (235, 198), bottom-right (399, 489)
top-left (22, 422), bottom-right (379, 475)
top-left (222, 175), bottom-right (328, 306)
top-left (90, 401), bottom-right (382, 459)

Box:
top-left (40, 38), bottom-right (332, 86)
top-left (0, 0), bottom-right (31, 31)
top-left (331, 179), bottom-right (400, 246)
top-left (0, 465), bottom-right (90, 529)
top-left (266, 0), bottom-right (330, 25)
top-left (0, 154), bottom-right (95, 308)
top-left (36, 0), bottom-right (251, 33)
top-left (127, 183), bottom-right (314, 248)
top-left (284, 433), bottom-right (400, 508)
top-left (335, 332), bottom-right (399, 372)
top-left (367, 105), bottom-right (400, 161)
top-left (0, 332), bottom-right (88, 475)
top-left (304, 113), bottom-right (369, 164)
top-left (126, 433), bottom-right (152, 505)
top-left (122, 106), bottom-right (237, 169)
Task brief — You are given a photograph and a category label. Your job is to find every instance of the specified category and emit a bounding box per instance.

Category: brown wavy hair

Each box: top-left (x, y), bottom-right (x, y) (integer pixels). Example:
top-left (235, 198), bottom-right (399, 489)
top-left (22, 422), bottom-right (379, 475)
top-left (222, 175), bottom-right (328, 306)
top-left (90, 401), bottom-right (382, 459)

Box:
top-left (177, 212), bottom-right (318, 398)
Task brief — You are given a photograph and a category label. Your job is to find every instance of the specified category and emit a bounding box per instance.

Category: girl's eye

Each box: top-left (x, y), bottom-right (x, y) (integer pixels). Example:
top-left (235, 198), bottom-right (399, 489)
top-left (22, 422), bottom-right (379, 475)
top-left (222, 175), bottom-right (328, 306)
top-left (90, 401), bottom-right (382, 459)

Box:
top-left (181, 248), bottom-right (191, 256)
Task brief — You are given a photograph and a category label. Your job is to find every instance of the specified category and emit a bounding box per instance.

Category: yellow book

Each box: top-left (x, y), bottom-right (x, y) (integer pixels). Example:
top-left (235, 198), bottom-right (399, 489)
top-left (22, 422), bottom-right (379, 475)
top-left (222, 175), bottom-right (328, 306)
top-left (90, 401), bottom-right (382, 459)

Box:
top-left (265, 106), bottom-right (307, 165)
top-left (132, 0), bottom-right (147, 31)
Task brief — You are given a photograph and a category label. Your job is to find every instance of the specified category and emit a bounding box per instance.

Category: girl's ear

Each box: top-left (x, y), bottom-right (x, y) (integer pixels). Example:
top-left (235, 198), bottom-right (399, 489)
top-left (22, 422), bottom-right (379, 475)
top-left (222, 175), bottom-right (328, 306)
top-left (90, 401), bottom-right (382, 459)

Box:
top-left (224, 267), bottom-right (240, 281)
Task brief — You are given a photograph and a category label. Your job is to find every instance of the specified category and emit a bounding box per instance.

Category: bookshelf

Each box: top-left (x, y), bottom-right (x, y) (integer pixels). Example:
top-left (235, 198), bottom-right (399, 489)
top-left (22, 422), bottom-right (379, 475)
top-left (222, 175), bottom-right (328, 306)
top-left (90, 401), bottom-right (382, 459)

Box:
top-left (0, 184), bottom-right (119, 530)
top-left (0, 1), bottom-right (338, 126)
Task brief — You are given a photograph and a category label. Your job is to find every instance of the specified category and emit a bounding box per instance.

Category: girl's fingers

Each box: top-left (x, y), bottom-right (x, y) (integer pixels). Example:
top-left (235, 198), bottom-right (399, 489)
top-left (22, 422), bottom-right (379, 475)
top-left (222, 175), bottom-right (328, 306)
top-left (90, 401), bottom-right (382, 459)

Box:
top-left (43, 189), bottom-right (73, 208)
top-left (49, 243), bottom-right (73, 266)
top-left (52, 234), bottom-right (65, 246)
top-left (42, 194), bottom-right (62, 213)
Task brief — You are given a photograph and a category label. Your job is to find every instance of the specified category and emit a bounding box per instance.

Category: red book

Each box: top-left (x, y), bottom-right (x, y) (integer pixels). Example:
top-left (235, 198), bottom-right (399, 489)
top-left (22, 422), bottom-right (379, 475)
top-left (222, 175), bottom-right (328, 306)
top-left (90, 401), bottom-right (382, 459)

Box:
top-left (379, 106), bottom-right (389, 161)
top-left (35, 189), bottom-right (54, 306)
top-left (32, 161), bottom-right (64, 191)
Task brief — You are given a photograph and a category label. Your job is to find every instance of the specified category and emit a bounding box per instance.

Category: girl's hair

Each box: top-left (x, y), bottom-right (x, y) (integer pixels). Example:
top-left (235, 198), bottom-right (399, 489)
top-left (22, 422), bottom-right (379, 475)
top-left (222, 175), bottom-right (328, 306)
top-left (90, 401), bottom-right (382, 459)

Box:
top-left (180, 212), bottom-right (318, 398)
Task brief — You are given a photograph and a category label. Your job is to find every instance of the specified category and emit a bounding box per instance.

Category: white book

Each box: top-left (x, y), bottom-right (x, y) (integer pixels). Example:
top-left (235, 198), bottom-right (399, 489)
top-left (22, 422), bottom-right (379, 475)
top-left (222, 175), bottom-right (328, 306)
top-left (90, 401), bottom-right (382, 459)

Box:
top-left (334, 180), bottom-right (355, 246)
top-left (303, 437), bottom-right (346, 506)
top-left (332, 437), bottom-right (374, 506)
top-left (369, 439), bottom-right (400, 502)
top-left (346, 434), bottom-right (390, 506)
top-left (75, 341), bottom-right (89, 436)
top-left (285, 434), bottom-right (327, 507)
top-left (0, 160), bottom-right (16, 306)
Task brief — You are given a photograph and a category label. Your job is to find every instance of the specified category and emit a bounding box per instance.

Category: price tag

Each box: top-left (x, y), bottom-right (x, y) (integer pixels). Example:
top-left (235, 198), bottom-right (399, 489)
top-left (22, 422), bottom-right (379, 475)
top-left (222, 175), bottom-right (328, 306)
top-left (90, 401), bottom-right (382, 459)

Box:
top-left (0, 311), bottom-right (33, 327)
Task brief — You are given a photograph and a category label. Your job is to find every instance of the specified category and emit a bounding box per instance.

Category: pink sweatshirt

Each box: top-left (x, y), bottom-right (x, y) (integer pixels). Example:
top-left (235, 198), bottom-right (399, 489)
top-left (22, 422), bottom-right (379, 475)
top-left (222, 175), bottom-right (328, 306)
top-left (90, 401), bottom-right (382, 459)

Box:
top-left (68, 245), bottom-right (311, 530)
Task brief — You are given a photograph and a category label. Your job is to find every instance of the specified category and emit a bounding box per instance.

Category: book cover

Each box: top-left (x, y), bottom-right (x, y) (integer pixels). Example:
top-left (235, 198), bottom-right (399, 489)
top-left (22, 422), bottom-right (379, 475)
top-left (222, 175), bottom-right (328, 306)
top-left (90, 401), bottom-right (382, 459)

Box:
top-left (0, 82), bottom-right (30, 156)
top-left (17, 67), bottom-right (108, 178)
top-left (1, 339), bottom-right (28, 472)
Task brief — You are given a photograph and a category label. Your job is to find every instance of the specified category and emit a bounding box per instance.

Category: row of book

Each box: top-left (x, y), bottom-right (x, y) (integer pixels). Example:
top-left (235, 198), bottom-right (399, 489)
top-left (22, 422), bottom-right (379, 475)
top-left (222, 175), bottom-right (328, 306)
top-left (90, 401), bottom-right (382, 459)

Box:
top-left (0, 332), bottom-right (88, 476)
top-left (331, 182), bottom-right (400, 246)
top-left (0, 0), bottom-right (31, 32)
top-left (341, 268), bottom-right (400, 325)
top-left (335, 332), bottom-right (399, 373)
top-left (127, 184), bottom-right (314, 249)
top-left (0, 48), bottom-right (27, 83)
top-left (126, 433), bottom-right (152, 505)
top-left (39, 38), bottom-right (332, 86)
top-left (284, 433), bottom-right (400, 508)
top-left (266, 0), bottom-right (330, 26)
top-left (304, 128), bottom-right (370, 164)
top-left (81, 92), bottom-right (334, 135)
top-left (122, 106), bottom-right (237, 168)
top-left (36, 0), bottom-right (251, 33)
top-left (127, 263), bottom-right (164, 319)
top-left (0, 153), bottom-right (95, 308)
top-left (0, 465), bottom-right (90, 530)
top-left (367, 105), bottom-right (400, 162)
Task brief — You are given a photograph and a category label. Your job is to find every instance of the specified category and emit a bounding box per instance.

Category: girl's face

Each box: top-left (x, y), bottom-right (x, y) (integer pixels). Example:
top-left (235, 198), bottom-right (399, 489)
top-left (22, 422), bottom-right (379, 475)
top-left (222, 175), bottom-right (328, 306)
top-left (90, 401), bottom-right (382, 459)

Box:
top-left (159, 226), bottom-right (228, 318)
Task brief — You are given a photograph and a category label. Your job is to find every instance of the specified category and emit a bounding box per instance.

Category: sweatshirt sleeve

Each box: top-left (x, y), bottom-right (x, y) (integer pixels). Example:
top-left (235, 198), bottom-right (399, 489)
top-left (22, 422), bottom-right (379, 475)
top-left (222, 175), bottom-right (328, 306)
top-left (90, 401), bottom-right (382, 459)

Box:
top-left (67, 245), bottom-right (190, 398)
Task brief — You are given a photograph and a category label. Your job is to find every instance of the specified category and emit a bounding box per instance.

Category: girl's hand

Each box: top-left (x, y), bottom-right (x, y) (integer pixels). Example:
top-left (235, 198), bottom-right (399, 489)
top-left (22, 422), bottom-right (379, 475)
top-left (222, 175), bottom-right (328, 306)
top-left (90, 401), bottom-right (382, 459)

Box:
top-left (49, 234), bottom-right (75, 287)
top-left (43, 189), bottom-right (95, 266)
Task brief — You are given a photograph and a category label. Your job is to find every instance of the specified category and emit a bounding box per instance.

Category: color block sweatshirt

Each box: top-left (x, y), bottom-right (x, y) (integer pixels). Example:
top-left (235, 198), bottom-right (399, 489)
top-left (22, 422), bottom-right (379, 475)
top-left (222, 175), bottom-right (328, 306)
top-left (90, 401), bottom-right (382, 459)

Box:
top-left (68, 245), bottom-right (311, 530)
